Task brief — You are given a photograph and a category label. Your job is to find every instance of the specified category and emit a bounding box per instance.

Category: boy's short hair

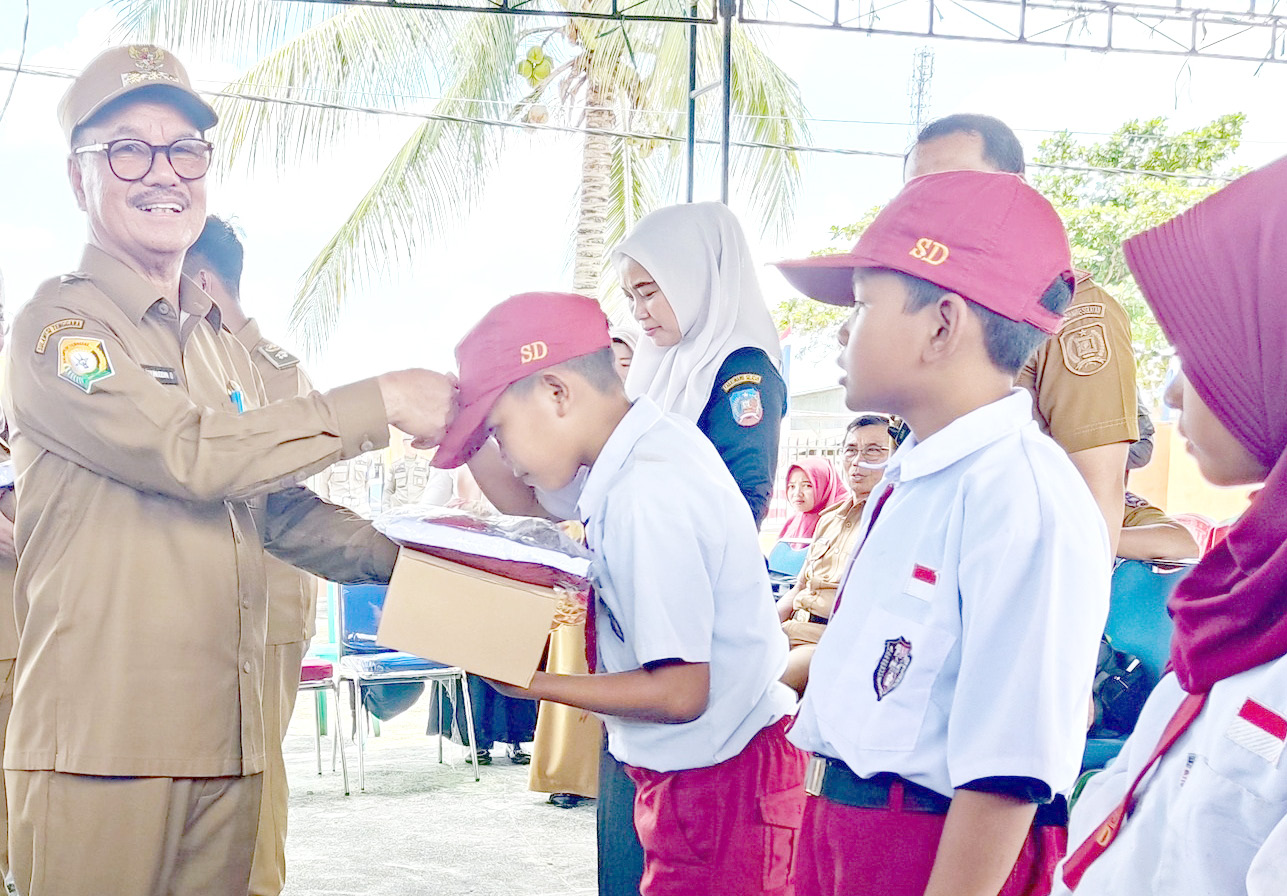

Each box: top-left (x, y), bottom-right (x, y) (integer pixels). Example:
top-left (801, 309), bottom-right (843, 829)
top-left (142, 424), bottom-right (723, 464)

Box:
top-left (505, 347), bottom-right (623, 398)
top-left (914, 114), bottom-right (1025, 175)
top-left (185, 215), bottom-right (244, 295)
top-left (882, 269), bottom-right (1072, 374)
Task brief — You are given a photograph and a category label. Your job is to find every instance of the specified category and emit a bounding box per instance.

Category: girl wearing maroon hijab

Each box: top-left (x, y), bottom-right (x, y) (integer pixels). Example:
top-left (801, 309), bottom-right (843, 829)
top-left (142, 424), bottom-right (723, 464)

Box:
top-left (1056, 158), bottom-right (1287, 895)
top-left (779, 457), bottom-right (846, 543)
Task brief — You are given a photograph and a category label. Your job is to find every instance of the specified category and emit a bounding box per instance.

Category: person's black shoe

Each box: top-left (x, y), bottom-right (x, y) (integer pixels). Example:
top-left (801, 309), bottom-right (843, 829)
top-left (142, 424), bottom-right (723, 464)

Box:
top-left (507, 744), bottom-right (531, 765)
top-left (474, 747), bottom-right (492, 766)
top-left (548, 792), bottom-right (588, 809)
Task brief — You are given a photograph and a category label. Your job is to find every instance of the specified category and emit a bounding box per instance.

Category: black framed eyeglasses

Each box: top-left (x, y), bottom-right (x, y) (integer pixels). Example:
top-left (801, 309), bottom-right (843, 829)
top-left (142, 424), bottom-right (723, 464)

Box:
top-left (73, 138), bottom-right (214, 182)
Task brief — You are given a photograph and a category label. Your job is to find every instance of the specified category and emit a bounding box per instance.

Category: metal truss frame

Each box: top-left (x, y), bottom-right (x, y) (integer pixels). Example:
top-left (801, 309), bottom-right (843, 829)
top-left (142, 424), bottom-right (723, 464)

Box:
top-left (282, 0), bottom-right (1286, 200)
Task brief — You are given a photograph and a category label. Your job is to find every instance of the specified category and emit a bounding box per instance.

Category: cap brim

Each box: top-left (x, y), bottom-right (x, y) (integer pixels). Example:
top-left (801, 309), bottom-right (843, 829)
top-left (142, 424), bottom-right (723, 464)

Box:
top-left (772, 255), bottom-right (860, 306)
top-left (429, 383), bottom-right (508, 470)
top-left (71, 84), bottom-right (217, 141)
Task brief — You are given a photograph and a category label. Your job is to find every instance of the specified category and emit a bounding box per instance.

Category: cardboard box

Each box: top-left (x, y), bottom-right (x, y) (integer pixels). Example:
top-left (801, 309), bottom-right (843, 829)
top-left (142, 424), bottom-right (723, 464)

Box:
top-left (376, 547), bottom-right (560, 687)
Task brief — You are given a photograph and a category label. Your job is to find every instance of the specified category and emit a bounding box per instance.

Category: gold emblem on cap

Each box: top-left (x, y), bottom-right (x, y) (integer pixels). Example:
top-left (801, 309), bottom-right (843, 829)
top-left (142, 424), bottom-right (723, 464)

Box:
top-left (909, 238), bottom-right (950, 266)
top-left (519, 341), bottom-right (549, 363)
top-left (122, 45), bottom-right (179, 87)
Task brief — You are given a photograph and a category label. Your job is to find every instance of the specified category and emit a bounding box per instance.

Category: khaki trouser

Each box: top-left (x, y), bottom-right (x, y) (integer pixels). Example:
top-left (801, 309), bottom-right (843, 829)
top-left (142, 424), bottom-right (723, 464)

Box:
top-left (529, 621), bottom-right (601, 798)
top-left (0, 659), bottom-right (13, 881)
top-left (249, 640), bottom-right (307, 896)
top-left (6, 769), bottom-right (262, 896)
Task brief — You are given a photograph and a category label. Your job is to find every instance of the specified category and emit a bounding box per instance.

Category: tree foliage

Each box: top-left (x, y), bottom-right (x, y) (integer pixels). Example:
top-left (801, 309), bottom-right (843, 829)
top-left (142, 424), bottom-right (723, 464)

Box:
top-left (774, 114), bottom-right (1246, 395)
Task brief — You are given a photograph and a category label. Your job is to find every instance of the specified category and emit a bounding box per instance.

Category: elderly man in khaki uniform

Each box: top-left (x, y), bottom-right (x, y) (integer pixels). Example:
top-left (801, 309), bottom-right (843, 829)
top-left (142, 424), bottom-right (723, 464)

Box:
top-left (182, 215), bottom-right (320, 896)
top-left (906, 114), bottom-right (1139, 554)
top-left (1, 46), bottom-right (455, 896)
top-left (0, 273), bottom-right (16, 894)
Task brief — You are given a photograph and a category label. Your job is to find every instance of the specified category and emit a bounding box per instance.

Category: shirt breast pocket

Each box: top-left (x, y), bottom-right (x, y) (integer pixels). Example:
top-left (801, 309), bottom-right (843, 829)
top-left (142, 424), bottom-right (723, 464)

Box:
top-left (855, 607), bottom-right (957, 753)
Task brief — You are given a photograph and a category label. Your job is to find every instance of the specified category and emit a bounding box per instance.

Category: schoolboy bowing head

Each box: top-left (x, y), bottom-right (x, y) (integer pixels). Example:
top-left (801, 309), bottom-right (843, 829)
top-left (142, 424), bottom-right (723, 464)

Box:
top-left (775, 170), bottom-right (1074, 440)
top-left (432, 291), bottom-right (630, 492)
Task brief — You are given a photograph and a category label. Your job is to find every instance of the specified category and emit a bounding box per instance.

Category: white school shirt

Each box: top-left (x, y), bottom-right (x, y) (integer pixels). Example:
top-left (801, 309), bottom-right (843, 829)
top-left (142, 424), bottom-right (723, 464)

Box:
top-left (1054, 656), bottom-right (1287, 895)
top-left (789, 389), bottom-right (1110, 798)
top-left (576, 396), bottom-right (797, 772)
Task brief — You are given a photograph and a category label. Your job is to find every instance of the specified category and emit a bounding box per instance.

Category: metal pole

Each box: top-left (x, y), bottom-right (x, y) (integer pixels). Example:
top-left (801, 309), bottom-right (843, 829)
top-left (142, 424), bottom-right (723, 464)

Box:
top-left (687, 3), bottom-right (698, 202)
top-left (720, 0), bottom-right (734, 204)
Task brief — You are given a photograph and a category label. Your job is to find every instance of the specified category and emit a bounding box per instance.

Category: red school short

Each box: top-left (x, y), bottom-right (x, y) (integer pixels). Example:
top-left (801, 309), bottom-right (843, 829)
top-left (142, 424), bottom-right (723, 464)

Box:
top-left (625, 716), bottom-right (809, 896)
top-left (794, 790), bottom-right (1067, 896)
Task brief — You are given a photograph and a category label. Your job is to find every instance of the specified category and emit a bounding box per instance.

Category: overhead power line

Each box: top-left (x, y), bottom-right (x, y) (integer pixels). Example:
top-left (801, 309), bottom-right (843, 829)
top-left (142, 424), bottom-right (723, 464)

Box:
top-left (0, 60), bottom-right (1238, 182)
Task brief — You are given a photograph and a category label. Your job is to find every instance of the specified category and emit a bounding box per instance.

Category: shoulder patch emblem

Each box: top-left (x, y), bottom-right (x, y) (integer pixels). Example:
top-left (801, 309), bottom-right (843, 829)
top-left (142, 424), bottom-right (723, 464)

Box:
top-left (35, 318), bottom-right (85, 354)
top-left (257, 343), bottom-right (300, 370)
top-left (721, 372), bottom-right (762, 393)
top-left (728, 387), bottom-right (764, 427)
top-left (873, 637), bottom-right (913, 701)
top-left (1061, 323), bottom-right (1111, 376)
top-left (57, 337), bottom-right (114, 393)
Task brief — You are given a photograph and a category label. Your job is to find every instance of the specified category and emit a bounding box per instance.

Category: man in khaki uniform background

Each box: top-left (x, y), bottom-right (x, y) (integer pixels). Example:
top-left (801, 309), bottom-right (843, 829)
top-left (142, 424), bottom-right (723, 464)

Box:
top-left (0, 273), bottom-right (16, 895)
top-left (2, 46), bottom-right (455, 896)
top-left (906, 114), bottom-right (1139, 554)
top-left (183, 215), bottom-right (319, 896)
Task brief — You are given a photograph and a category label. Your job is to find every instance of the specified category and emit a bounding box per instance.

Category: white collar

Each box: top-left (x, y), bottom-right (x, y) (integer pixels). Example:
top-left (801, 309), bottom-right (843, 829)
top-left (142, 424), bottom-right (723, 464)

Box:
top-left (885, 389), bottom-right (1035, 484)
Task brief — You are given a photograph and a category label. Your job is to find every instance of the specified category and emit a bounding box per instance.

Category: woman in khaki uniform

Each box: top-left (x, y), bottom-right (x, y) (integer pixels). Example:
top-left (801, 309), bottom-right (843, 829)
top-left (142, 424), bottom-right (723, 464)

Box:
top-left (777, 415), bottom-right (897, 694)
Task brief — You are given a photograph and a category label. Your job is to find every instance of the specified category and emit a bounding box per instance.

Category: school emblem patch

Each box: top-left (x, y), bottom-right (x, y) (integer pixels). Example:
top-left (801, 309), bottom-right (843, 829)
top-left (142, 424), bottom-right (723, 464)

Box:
top-left (1061, 323), bottom-right (1110, 376)
top-left (729, 387), bottom-right (764, 427)
top-left (57, 337), bottom-right (114, 393)
top-left (873, 637), bottom-right (912, 701)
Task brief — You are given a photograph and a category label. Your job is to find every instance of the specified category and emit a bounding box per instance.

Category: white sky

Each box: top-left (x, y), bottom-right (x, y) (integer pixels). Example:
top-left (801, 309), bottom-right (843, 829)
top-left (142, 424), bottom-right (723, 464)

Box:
top-left (1, 1), bottom-right (1285, 392)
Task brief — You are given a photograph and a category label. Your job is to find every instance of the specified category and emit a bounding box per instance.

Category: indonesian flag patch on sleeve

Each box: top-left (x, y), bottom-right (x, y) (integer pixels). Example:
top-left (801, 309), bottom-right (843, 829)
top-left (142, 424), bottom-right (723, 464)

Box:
top-left (1225, 699), bottom-right (1287, 764)
top-left (903, 564), bottom-right (937, 602)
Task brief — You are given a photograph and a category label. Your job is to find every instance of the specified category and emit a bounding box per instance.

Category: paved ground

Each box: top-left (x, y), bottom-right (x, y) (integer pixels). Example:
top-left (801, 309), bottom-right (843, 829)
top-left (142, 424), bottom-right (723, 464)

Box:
top-left (280, 687), bottom-right (597, 896)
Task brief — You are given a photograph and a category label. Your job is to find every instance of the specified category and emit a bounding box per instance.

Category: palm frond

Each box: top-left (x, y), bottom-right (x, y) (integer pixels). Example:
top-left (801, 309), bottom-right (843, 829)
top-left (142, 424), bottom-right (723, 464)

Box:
top-left (210, 9), bottom-right (446, 172)
top-left (288, 16), bottom-right (523, 349)
top-left (110, 0), bottom-right (328, 64)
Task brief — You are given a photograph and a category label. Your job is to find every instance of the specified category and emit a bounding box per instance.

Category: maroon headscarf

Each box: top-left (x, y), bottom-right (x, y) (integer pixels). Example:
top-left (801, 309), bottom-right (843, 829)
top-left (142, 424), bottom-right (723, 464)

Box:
top-left (1123, 155), bottom-right (1287, 694)
top-left (779, 458), bottom-right (846, 541)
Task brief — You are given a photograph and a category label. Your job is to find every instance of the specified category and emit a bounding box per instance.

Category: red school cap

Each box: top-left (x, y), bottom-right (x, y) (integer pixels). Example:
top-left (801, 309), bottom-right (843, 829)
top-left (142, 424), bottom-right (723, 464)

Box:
top-left (432, 292), bottom-right (612, 469)
top-left (773, 170), bottom-right (1073, 334)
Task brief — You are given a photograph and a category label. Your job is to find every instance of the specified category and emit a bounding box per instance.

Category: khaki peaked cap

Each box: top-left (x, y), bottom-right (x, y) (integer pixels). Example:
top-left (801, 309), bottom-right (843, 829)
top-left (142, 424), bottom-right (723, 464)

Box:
top-left (58, 44), bottom-right (217, 143)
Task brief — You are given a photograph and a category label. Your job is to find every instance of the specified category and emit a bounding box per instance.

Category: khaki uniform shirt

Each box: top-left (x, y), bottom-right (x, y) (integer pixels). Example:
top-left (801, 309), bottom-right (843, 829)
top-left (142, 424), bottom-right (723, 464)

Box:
top-left (1122, 491), bottom-right (1172, 529)
top-left (787, 494), bottom-right (868, 620)
top-left (232, 319), bottom-right (319, 645)
top-left (1017, 273), bottom-right (1139, 454)
top-left (0, 437), bottom-right (16, 662)
top-left (1, 245), bottom-right (396, 778)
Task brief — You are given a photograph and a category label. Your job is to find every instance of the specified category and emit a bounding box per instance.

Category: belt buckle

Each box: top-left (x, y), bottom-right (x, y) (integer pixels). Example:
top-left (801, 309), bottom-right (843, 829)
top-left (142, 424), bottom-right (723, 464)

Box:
top-left (792, 608), bottom-right (811, 623)
top-left (804, 755), bottom-right (826, 797)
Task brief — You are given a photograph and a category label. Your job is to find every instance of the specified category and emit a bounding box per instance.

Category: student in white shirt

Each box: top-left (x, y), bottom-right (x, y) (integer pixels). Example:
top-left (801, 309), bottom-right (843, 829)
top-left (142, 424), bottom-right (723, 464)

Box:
top-left (430, 291), bottom-right (805, 896)
top-left (774, 170), bottom-right (1110, 896)
top-left (1055, 157), bottom-right (1287, 896)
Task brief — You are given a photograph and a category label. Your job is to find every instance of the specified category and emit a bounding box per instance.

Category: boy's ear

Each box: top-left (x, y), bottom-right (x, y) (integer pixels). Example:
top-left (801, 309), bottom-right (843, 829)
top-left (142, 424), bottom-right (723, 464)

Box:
top-left (922, 292), bottom-right (969, 364)
top-left (541, 371), bottom-right (572, 416)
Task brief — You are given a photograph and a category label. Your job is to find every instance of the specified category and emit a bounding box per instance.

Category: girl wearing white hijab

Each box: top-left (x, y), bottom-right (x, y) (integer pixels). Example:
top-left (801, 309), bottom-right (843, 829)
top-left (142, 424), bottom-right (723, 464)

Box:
top-left (611, 202), bottom-right (786, 525)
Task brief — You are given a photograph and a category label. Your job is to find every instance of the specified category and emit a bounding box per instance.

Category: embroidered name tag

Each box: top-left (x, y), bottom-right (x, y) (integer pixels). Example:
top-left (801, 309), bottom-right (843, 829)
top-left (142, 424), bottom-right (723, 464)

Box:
top-left (1226, 698), bottom-right (1287, 764)
top-left (141, 365), bottom-right (180, 386)
top-left (904, 564), bottom-right (938, 601)
top-left (721, 373), bottom-right (762, 392)
top-left (35, 318), bottom-right (85, 354)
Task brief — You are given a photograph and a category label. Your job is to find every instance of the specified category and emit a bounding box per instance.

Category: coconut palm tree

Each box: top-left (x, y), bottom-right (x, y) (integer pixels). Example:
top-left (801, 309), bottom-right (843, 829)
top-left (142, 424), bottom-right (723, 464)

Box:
top-left (112, 0), bottom-right (809, 349)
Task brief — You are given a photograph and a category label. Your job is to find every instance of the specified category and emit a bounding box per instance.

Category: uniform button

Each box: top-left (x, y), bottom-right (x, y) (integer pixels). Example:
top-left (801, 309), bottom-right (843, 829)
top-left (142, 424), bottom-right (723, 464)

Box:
top-left (242, 661), bottom-right (251, 674)
top-left (157, 303), bottom-right (171, 316)
top-left (242, 600), bottom-right (250, 609)
top-left (359, 439), bottom-right (375, 453)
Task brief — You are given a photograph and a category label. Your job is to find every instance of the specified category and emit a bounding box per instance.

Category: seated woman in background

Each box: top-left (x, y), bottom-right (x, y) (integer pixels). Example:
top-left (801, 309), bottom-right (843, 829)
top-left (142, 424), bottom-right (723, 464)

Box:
top-left (1118, 489), bottom-right (1200, 561)
top-left (779, 458), bottom-right (846, 546)
top-left (778, 414), bottom-right (899, 695)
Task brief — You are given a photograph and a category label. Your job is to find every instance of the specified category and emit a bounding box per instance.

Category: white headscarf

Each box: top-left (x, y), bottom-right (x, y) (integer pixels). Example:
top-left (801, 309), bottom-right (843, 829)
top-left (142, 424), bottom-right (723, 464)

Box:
top-left (610, 202), bottom-right (782, 422)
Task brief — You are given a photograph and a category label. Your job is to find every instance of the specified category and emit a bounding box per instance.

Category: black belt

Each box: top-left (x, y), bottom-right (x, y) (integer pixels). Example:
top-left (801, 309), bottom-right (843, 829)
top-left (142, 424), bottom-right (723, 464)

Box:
top-left (805, 756), bottom-right (1068, 825)
top-left (790, 609), bottom-right (830, 625)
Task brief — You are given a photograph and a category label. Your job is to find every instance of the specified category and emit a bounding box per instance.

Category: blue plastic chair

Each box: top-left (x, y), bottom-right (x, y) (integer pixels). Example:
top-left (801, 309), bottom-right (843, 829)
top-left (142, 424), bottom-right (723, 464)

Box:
top-left (336, 584), bottom-right (480, 788)
top-left (767, 540), bottom-right (810, 595)
top-left (1082, 559), bottom-right (1195, 771)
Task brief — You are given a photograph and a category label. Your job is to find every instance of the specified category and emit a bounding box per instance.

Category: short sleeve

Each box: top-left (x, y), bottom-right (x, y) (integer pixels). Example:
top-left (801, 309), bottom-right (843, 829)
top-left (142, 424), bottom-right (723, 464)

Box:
top-left (1021, 279), bottom-right (1139, 454)
top-left (696, 348), bottom-right (786, 526)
